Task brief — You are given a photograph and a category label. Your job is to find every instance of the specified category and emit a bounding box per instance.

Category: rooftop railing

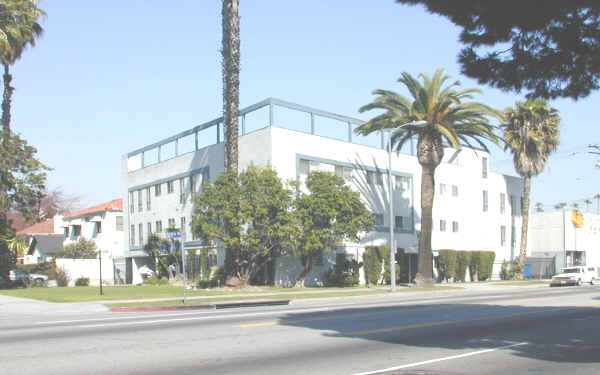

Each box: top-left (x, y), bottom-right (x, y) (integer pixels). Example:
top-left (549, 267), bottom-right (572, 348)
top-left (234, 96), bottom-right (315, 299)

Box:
top-left (127, 97), bottom-right (406, 171)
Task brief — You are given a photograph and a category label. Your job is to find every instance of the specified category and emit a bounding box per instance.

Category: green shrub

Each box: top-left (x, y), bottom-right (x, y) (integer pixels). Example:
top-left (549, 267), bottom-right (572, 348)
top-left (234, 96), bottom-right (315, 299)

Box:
top-left (324, 255), bottom-right (361, 287)
top-left (143, 276), bottom-right (168, 286)
top-left (210, 266), bottom-right (226, 287)
top-left (455, 251), bottom-right (471, 282)
top-left (500, 259), bottom-right (522, 280)
top-left (55, 266), bottom-right (70, 287)
top-left (363, 246), bottom-right (385, 285)
top-left (200, 249), bottom-right (210, 279)
top-left (469, 251), bottom-right (481, 281)
top-left (383, 263), bottom-right (401, 285)
top-left (20, 262), bottom-right (57, 280)
top-left (437, 249), bottom-right (457, 282)
top-left (477, 251), bottom-right (496, 281)
top-left (74, 277), bottom-right (90, 286)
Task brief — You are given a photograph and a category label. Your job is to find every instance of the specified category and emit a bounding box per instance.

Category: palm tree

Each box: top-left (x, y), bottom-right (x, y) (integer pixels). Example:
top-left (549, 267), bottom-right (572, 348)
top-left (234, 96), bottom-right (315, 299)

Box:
top-left (0, 0), bottom-right (45, 141)
top-left (535, 202), bottom-right (544, 212)
top-left (584, 199), bottom-right (592, 212)
top-left (222, 0), bottom-right (240, 171)
top-left (356, 68), bottom-right (501, 287)
top-left (595, 194), bottom-right (600, 214)
top-left (502, 99), bottom-right (560, 270)
top-left (572, 202), bottom-right (579, 211)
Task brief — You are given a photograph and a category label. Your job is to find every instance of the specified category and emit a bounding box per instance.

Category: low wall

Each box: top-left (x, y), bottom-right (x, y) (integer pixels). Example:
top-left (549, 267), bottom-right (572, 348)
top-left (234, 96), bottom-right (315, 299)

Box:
top-left (56, 258), bottom-right (115, 286)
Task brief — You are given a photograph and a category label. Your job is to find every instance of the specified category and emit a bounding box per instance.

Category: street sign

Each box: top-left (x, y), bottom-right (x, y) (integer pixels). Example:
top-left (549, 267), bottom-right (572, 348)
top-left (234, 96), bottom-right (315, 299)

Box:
top-left (165, 230), bottom-right (181, 239)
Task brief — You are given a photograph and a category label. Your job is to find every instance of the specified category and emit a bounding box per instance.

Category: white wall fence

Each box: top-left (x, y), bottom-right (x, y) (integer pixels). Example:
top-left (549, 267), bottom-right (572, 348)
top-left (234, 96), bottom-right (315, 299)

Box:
top-left (56, 258), bottom-right (115, 287)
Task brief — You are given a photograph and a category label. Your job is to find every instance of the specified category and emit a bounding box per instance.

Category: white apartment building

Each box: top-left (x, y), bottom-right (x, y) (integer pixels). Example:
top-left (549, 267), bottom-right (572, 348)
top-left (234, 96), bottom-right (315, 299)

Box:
top-left (122, 98), bottom-right (523, 285)
top-left (59, 199), bottom-right (125, 258)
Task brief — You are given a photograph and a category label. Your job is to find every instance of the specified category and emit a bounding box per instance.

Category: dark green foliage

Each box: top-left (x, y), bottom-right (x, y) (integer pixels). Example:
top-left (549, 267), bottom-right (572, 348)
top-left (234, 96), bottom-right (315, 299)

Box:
top-left (200, 249), bottom-right (209, 279)
top-left (396, 1), bottom-right (600, 99)
top-left (477, 251), bottom-right (496, 281)
top-left (363, 245), bottom-right (385, 285)
top-left (55, 266), bottom-right (69, 287)
top-left (193, 166), bottom-right (298, 285)
top-left (295, 171), bottom-right (374, 285)
top-left (455, 251), bottom-right (471, 282)
top-left (210, 266), bottom-right (226, 287)
top-left (74, 277), bottom-right (89, 287)
top-left (501, 259), bottom-right (522, 280)
top-left (59, 238), bottom-right (97, 259)
top-left (381, 247), bottom-right (401, 285)
top-left (324, 254), bottom-right (361, 287)
top-left (20, 261), bottom-right (57, 280)
top-left (437, 249), bottom-right (457, 282)
top-left (468, 251), bottom-right (481, 281)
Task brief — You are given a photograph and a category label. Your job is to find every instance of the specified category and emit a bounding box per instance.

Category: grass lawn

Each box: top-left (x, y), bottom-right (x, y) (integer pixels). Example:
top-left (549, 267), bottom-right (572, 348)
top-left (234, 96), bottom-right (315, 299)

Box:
top-left (0, 285), bottom-right (372, 303)
top-left (0, 284), bottom-right (463, 303)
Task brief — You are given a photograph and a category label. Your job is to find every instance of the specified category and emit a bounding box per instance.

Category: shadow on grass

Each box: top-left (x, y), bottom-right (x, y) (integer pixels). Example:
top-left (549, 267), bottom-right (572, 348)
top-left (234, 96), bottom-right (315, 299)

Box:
top-left (271, 301), bottom-right (600, 364)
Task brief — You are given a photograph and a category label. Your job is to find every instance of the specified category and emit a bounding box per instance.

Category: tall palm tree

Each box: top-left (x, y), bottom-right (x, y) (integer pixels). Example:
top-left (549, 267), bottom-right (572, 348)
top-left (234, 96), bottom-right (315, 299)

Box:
top-left (222, 0), bottom-right (240, 171)
top-left (595, 194), bottom-right (600, 214)
top-left (356, 68), bottom-right (501, 287)
top-left (0, 0), bottom-right (45, 141)
top-left (502, 99), bottom-right (560, 269)
top-left (535, 202), bottom-right (544, 212)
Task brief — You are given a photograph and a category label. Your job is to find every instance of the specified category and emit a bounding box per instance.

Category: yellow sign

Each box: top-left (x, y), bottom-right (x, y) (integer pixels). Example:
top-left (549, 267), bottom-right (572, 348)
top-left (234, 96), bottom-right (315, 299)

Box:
top-left (571, 210), bottom-right (584, 228)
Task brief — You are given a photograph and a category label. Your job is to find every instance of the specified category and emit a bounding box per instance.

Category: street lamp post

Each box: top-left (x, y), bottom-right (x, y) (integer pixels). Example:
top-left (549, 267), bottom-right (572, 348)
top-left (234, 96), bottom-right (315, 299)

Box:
top-left (386, 121), bottom-right (426, 292)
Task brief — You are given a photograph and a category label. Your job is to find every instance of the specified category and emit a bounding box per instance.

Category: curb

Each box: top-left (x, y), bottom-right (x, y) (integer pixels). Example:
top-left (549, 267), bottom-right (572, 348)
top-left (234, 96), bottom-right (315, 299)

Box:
top-left (109, 299), bottom-right (290, 313)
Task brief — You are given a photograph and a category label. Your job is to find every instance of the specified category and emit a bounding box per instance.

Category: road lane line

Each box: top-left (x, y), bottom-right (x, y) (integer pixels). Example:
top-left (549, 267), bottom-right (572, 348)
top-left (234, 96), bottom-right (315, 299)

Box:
top-left (350, 342), bottom-right (529, 375)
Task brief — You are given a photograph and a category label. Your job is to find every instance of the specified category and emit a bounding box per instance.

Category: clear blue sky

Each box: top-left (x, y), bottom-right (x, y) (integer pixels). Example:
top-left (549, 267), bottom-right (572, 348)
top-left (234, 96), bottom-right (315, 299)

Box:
top-left (11, 0), bottom-right (600, 211)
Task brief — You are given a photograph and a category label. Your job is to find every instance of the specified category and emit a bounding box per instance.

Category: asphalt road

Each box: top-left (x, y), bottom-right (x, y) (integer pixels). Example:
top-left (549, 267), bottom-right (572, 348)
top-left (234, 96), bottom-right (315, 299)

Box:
top-left (1, 285), bottom-right (599, 375)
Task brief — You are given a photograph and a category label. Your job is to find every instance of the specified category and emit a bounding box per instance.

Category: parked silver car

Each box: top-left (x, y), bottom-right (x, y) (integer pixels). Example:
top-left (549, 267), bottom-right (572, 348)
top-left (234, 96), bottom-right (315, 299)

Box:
top-left (9, 269), bottom-right (49, 286)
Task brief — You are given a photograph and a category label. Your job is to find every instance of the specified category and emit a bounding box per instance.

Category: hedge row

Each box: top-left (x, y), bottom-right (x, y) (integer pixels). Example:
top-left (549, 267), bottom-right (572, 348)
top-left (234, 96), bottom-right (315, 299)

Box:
top-left (437, 250), bottom-right (496, 282)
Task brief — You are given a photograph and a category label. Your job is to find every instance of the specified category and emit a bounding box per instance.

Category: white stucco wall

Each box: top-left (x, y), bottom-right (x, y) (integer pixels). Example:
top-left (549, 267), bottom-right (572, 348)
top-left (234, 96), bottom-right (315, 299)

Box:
top-left (56, 258), bottom-right (115, 287)
top-left (62, 210), bottom-right (125, 258)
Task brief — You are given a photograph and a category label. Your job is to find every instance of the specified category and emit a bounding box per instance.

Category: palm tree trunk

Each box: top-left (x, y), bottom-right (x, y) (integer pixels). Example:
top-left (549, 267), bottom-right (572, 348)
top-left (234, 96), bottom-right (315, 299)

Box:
top-left (518, 176), bottom-right (531, 269)
top-left (222, 0), bottom-right (240, 172)
top-left (2, 63), bottom-right (13, 148)
top-left (415, 164), bottom-right (435, 287)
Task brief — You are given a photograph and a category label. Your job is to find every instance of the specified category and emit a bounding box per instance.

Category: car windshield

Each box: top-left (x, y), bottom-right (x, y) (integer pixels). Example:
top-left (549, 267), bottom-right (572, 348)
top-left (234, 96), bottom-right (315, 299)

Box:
top-left (562, 268), bottom-right (582, 274)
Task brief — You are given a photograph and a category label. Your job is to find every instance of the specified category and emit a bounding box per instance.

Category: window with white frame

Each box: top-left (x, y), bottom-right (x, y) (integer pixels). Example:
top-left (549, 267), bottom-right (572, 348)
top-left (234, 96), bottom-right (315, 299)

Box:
top-left (179, 178), bottom-right (185, 204)
top-left (439, 183), bottom-right (446, 195)
top-left (500, 225), bottom-right (506, 246)
top-left (440, 220), bottom-right (446, 232)
top-left (155, 220), bottom-right (162, 233)
top-left (452, 221), bottom-right (459, 232)
top-left (367, 171), bottom-right (383, 186)
top-left (129, 192), bottom-right (134, 213)
top-left (395, 175), bottom-right (410, 192)
top-left (130, 225), bottom-right (135, 245)
top-left (374, 213), bottom-right (384, 226)
top-left (180, 217), bottom-right (186, 235)
top-left (147, 222), bottom-right (152, 237)
top-left (482, 157), bottom-right (488, 178)
top-left (155, 183), bottom-right (161, 197)
top-left (167, 180), bottom-right (174, 194)
top-left (137, 190), bottom-right (143, 212)
top-left (334, 165), bottom-right (352, 181)
top-left (116, 216), bottom-right (123, 232)
top-left (138, 223), bottom-right (143, 245)
top-left (168, 218), bottom-right (176, 229)
top-left (500, 193), bottom-right (506, 214)
top-left (299, 159), bottom-right (310, 175)
top-left (146, 187), bottom-right (151, 210)
top-left (483, 190), bottom-right (488, 212)
top-left (452, 185), bottom-right (458, 197)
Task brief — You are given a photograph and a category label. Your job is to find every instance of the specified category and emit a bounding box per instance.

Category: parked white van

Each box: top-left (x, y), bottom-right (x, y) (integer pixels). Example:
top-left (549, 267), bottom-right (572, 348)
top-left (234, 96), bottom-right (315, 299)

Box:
top-left (550, 266), bottom-right (599, 287)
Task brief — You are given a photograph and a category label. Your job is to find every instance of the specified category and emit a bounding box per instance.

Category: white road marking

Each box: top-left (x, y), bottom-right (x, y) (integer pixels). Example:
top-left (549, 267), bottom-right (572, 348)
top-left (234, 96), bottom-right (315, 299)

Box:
top-left (350, 342), bottom-right (529, 375)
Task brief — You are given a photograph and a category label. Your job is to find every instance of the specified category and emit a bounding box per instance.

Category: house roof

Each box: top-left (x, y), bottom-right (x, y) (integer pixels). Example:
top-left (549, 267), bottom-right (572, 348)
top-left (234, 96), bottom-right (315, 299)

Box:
top-left (28, 234), bottom-right (64, 255)
top-left (17, 219), bottom-right (54, 235)
top-left (64, 198), bottom-right (123, 219)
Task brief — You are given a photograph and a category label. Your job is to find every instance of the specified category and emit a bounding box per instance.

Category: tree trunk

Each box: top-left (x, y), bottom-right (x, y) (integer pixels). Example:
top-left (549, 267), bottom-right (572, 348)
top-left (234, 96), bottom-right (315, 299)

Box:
top-left (295, 254), bottom-right (313, 288)
top-left (518, 176), bottom-right (531, 269)
top-left (414, 133), bottom-right (443, 288)
top-left (415, 163), bottom-right (436, 288)
top-left (222, 0), bottom-right (240, 172)
top-left (2, 63), bottom-right (13, 147)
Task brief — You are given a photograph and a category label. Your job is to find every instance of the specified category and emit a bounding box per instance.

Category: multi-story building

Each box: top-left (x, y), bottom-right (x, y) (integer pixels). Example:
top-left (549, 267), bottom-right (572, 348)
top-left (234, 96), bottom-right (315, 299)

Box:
top-left (122, 98), bottom-right (523, 285)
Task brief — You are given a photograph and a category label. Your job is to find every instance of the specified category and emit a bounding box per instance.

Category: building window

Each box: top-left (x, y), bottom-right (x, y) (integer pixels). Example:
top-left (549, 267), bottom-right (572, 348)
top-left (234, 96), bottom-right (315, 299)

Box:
top-left (439, 183), bottom-right (446, 195)
top-left (130, 225), bottom-right (135, 245)
top-left (511, 225), bottom-right (516, 250)
top-left (440, 220), bottom-right (446, 232)
top-left (179, 178), bottom-right (185, 204)
top-left (501, 225), bottom-right (506, 246)
top-left (483, 190), bottom-right (488, 212)
top-left (64, 226), bottom-right (69, 237)
top-left (155, 220), bottom-right (163, 233)
top-left (94, 221), bottom-right (102, 235)
top-left (190, 175), bottom-right (196, 195)
top-left (395, 216), bottom-right (403, 230)
top-left (72, 225), bottom-right (81, 237)
top-left (168, 218), bottom-right (176, 229)
top-left (367, 170), bottom-right (383, 186)
top-left (299, 159), bottom-right (310, 175)
top-left (452, 221), bottom-right (459, 232)
top-left (129, 192), bottom-right (134, 213)
top-left (452, 185), bottom-right (458, 197)
top-left (146, 187), bottom-right (151, 210)
top-left (500, 193), bottom-right (506, 214)
top-left (335, 165), bottom-right (352, 181)
top-left (147, 222), bottom-right (152, 237)
top-left (482, 157), bottom-right (488, 178)
top-left (374, 214), bottom-right (384, 226)
top-left (116, 216), bottom-right (123, 231)
top-left (167, 181), bottom-right (174, 194)
top-left (155, 183), bottom-right (161, 197)
top-left (395, 175), bottom-right (410, 192)
top-left (181, 217), bottom-right (186, 235)
top-left (138, 223), bottom-right (143, 245)
top-left (137, 190), bottom-right (143, 212)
